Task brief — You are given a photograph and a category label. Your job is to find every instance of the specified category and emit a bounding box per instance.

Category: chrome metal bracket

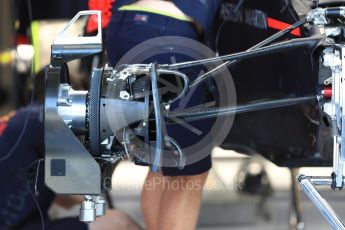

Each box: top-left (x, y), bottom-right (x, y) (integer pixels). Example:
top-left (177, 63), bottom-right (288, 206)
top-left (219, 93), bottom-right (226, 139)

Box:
top-left (321, 45), bottom-right (345, 189)
top-left (307, 7), bottom-right (345, 26)
top-left (51, 10), bottom-right (102, 67)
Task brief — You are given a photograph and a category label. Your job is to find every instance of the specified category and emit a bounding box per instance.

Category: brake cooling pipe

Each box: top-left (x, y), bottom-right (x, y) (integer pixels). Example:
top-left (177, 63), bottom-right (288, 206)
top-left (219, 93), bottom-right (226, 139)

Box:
top-left (188, 18), bottom-right (308, 88)
top-left (150, 64), bottom-right (163, 173)
top-left (165, 96), bottom-right (316, 122)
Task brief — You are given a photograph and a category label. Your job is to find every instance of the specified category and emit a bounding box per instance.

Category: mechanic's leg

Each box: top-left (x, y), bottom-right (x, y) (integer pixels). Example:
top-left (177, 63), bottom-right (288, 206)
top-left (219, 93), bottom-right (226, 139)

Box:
top-left (89, 209), bottom-right (142, 230)
top-left (156, 171), bottom-right (209, 230)
top-left (141, 170), bottom-right (165, 230)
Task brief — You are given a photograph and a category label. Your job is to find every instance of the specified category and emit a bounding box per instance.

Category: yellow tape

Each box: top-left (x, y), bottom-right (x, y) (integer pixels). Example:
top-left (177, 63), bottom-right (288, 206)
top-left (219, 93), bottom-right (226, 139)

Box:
top-left (31, 21), bottom-right (40, 73)
top-left (119, 5), bottom-right (193, 22)
top-left (0, 50), bottom-right (14, 65)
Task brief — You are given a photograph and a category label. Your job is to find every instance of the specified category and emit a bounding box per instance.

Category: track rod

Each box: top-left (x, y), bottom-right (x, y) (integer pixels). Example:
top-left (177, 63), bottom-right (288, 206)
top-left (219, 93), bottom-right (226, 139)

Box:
top-left (166, 96), bottom-right (316, 122)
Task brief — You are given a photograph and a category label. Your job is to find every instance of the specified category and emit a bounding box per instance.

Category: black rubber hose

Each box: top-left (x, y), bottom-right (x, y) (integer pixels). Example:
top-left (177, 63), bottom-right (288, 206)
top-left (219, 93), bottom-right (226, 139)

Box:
top-left (325, 8), bottom-right (345, 18)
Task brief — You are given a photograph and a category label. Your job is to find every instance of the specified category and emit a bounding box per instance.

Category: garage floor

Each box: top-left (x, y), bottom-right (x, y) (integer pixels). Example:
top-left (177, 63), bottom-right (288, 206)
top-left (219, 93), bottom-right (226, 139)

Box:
top-left (106, 149), bottom-right (342, 230)
top-left (112, 188), bottom-right (344, 230)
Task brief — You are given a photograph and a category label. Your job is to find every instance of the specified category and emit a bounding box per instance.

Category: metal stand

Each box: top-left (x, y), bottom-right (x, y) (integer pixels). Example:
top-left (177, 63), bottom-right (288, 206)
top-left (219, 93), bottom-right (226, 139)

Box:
top-left (297, 175), bottom-right (345, 230)
top-left (290, 168), bottom-right (304, 230)
top-left (297, 20), bottom-right (345, 230)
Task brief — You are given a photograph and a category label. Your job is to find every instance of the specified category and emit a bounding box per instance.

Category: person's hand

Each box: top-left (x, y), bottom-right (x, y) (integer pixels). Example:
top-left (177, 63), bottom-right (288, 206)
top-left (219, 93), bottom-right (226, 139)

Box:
top-left (88, 209), bottom-right (143, 230)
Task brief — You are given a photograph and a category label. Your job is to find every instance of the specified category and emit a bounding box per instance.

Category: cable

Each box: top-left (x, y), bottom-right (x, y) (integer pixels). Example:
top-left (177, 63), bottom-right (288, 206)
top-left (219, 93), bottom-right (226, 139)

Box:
top-left (215, 0), bottom-right (245, 55)
top-left (122, 128), bottom-right (131, 160)
top-left (215, 20), bottom-right (226, 56)
top-left (187, 17), bottom-right (308, 88)
top-left (0, 109), bottom-right (32, 163)
top-left (26, 159), bottom-right (45, 230)
top-left (26, 0), bottom-right (33, 28)
top-left (233, 0), bottom-right (245, 13)
top-left (34, 158), bottom-right (41, 196)
top-left (150, 64), bottom-right (163, 173)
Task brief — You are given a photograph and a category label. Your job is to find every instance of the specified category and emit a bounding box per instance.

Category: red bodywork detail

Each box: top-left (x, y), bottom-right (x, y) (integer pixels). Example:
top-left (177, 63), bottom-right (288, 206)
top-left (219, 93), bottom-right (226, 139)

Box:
top-left (86, 0), bottom-right (116, 33)
top-left (267, 17), bottom-right (301, 37)
top-left (323, 87), bottom-right (332, 99)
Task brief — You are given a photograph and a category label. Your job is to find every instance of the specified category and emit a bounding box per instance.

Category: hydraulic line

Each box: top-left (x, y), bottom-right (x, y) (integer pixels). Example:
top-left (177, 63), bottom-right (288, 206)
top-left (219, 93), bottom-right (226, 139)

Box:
top-left (174, 18), bottom-right (307, 88)
top-left (166, 96), bottom-right (316, 122)
top-left (158, 68), bottom-right (189, 105)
